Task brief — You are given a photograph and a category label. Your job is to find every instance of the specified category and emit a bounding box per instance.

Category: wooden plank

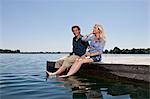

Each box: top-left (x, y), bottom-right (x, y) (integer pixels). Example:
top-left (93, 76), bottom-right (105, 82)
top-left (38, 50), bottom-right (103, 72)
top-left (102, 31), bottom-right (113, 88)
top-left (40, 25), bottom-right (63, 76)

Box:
top-left (46, 61), bottom-right (150, 83)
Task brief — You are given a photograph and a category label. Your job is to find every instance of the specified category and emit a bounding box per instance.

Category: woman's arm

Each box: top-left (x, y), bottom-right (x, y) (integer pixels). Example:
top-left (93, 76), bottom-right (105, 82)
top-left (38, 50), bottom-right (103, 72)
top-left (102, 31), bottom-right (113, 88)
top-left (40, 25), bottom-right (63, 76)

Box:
top-left (82, 32), bottom-right (94, 41)
top-left (85, 52), bottom-right (101, 57)
top-left (85, 42), bottom-right (104, 57)
top-left (80, 51), bottom-right (102, 59)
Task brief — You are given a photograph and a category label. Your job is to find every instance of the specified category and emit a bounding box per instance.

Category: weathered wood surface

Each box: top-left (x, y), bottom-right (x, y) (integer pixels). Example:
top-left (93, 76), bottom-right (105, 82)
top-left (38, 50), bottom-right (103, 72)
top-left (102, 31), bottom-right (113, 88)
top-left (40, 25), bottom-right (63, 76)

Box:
top-left (47, 61), bottom-right (150, 83)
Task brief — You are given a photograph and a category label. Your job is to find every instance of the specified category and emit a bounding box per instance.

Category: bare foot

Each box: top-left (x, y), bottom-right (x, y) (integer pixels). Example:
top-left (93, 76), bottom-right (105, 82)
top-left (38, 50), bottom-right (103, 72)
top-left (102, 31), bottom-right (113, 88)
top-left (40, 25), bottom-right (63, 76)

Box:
top-left (46, 71), bottom-right (56, 76)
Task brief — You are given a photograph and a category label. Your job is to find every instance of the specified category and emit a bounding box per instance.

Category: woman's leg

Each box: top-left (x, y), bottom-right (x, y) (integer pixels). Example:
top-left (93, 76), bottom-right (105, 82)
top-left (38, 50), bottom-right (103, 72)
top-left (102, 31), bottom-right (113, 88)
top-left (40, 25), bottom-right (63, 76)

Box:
top-left (60, 58), bottom-right (93, 77)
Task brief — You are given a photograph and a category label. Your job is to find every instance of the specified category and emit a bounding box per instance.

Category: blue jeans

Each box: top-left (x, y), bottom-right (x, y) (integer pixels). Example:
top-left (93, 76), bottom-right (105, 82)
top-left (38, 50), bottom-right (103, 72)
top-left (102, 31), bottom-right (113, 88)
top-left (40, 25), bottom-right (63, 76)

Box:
top-left (90, 55), bottom-right (101, 62)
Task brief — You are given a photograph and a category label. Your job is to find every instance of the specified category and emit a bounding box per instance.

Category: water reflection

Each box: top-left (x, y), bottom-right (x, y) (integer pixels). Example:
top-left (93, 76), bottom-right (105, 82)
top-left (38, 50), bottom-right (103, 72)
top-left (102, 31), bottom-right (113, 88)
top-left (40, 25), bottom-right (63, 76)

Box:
top-left (57, 76), bottom-right (101, 99)
top-left (47, 76), bottom-right (134, 99)
top-left (100, 88), bottom-right (131, 99)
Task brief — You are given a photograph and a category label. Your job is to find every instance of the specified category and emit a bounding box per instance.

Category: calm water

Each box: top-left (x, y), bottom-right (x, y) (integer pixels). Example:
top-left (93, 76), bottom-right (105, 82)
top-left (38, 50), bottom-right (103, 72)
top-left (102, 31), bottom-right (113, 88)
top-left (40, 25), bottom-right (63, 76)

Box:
top-left (0, 54), bottom-right (149, 99)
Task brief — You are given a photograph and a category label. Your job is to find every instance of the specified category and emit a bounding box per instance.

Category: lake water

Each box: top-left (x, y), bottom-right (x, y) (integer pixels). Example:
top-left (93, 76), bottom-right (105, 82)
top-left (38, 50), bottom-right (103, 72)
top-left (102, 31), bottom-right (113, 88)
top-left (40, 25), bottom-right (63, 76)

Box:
top-left (0, 54), bottom-right (149, 99)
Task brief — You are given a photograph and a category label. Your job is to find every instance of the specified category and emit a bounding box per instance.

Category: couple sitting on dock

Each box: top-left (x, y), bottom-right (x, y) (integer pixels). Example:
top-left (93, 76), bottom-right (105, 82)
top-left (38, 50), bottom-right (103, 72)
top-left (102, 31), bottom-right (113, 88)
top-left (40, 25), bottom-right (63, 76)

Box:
top-left (47, 24), bottom-right (106, 77)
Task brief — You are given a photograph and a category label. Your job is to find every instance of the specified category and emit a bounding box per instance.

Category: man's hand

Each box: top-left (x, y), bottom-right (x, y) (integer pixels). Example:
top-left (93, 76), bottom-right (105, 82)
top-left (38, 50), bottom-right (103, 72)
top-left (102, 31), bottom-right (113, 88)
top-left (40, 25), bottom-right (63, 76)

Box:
top-left (85, 52), bottom-right (91, 57)
top-left (80, 52), bottom-right (91, 59)
top-left (69, 52), bottom-right (73, 56)
top-left (80, 55), bottom-right (86, 59)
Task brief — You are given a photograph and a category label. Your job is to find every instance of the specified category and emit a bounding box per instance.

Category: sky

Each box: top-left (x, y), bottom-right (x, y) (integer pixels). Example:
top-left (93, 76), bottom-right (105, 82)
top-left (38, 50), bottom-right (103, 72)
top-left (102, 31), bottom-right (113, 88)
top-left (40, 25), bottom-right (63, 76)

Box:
top-left (0, 0), bottom-right (149, 52)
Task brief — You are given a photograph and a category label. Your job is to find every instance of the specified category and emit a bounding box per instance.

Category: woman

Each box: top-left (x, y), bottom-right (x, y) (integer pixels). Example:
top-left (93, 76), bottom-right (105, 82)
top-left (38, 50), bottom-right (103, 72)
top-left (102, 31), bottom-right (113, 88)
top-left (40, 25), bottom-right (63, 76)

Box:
top-left (60, 24), bottom-right (106, 77)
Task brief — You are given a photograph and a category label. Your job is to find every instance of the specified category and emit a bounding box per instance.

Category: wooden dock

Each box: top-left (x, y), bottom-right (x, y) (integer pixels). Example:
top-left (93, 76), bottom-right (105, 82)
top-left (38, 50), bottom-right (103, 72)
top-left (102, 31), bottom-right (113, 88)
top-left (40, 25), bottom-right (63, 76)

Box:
top-left (47, 61), bottom-right (150, 84)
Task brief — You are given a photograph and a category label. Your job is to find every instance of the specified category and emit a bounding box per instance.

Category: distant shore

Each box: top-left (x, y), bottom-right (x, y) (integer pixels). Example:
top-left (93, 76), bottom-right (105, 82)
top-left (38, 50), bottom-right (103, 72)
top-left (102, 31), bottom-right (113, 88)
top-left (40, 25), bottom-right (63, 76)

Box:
top-left (0, 47), bottom-right (150, 54)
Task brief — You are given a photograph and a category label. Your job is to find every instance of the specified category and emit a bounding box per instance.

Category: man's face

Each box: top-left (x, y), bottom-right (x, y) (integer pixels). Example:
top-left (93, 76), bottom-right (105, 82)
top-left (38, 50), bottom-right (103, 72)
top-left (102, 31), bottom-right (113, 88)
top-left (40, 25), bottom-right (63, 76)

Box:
top-left (72, 28), bottom-right (80, 37)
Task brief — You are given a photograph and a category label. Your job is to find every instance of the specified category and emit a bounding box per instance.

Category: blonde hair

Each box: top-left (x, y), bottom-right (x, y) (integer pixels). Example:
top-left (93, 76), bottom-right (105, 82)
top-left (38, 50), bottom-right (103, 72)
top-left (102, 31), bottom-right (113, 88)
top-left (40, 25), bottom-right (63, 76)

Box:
top-left (95, 24), bottom-right (106, 45)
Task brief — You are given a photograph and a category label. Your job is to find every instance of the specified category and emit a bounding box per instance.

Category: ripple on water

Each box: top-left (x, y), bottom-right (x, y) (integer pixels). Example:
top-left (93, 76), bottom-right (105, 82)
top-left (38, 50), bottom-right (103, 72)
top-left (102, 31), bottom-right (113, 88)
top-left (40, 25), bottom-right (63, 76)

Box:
top-left (0, 73), bottom-right (72, 99)
top-left (0, 54), bottom-right (149, 99)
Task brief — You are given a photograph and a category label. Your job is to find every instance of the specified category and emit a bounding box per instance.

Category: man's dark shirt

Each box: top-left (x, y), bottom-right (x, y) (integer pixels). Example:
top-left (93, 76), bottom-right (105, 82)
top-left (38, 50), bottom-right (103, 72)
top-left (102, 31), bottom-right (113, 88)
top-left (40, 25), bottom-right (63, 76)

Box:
top-left (71, 35), bottom-right (89, 56)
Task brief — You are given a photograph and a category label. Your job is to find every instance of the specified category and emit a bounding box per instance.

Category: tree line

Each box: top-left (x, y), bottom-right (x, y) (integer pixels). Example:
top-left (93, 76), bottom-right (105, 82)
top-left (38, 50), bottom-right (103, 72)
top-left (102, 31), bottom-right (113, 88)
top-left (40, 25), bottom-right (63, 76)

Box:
top-left (0, 47), bottom-right (150, 54)
top-left (0, 49), bottom-right (20, 53)
top-left (103, 47), bottom-right (150, 54)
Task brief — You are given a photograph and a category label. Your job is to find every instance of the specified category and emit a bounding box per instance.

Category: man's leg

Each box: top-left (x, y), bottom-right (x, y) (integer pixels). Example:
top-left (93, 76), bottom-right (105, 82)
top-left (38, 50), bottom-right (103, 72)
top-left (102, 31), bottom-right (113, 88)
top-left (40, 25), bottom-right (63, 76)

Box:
top-left (60, 58), bottom-right (93, 77)
top-left (61, 55), bottom-right (80, 69)
top-left (47, 55), bottom-right (79, 76)
top-left (55, 59), bottom-right (64, 69)
top-left (55, 55), bottom-right (80, 75)
top-left (47, 56), bottom-right (68, 76)
top-left (55, 56), bottom-right (68, 68)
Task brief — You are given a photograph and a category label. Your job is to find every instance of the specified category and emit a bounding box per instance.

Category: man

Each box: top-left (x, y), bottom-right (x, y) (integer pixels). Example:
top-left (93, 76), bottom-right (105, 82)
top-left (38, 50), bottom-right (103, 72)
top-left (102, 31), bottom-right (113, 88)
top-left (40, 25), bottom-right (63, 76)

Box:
top-left (47, 25), bottom-right (89, 76)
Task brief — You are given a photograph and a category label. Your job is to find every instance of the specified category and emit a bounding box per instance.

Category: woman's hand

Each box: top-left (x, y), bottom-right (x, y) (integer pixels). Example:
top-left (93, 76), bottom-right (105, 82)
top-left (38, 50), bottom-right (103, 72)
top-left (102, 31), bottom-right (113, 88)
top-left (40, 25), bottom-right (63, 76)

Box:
top-left (86, 31), bottom-right (94, 37)
top-left (82, 31), bottom-right (94, 41)
top-left (89, 30), bottom-right (94, 35)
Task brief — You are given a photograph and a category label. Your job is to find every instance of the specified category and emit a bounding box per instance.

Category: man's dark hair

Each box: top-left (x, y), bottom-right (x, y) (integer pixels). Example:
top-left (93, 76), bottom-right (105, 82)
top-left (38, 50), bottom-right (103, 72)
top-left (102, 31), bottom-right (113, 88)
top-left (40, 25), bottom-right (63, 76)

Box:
top-left (71, 25), bottom-right (80, 32)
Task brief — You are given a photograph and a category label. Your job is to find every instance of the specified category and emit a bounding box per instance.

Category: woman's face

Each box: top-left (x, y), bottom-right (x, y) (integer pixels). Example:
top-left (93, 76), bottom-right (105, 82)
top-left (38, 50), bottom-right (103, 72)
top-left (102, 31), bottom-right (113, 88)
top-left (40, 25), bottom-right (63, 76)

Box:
top-left (93, 26), bottom-right (100, 34)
